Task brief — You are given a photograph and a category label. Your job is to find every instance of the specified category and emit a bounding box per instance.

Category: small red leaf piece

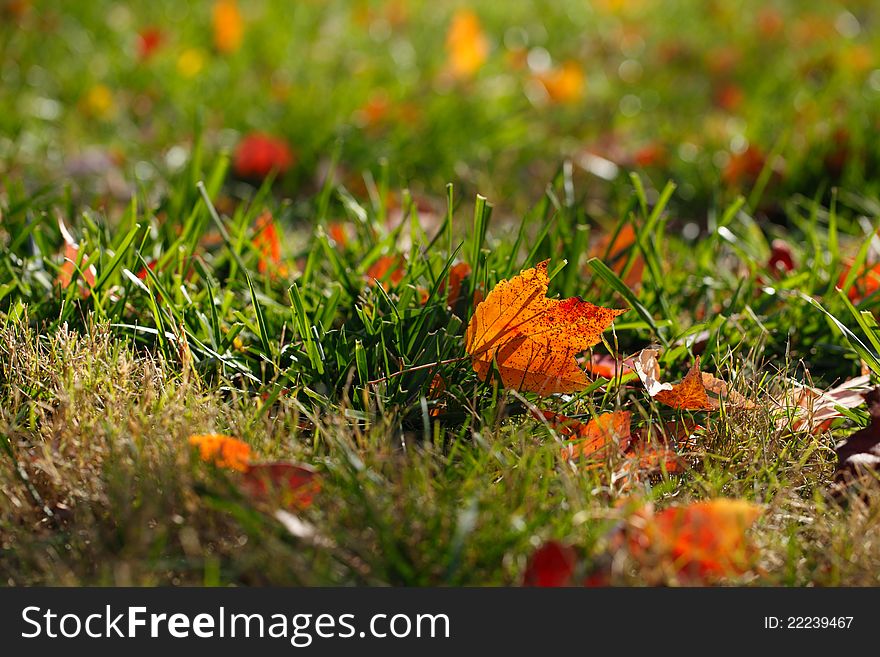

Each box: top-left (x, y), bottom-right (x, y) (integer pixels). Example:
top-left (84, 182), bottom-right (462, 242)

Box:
top-left (233, 133), bottom-right (294, 180)
top-left (768, 239), bottom-right (795, 275)
top-left (137, 27), bottom-right (163, 61)
top-left (240, 462), bottom-right (321, 510)
top-left (252, 211), bottom-right (285, 276)
top-left (522, 541), bottom-right (578, 587)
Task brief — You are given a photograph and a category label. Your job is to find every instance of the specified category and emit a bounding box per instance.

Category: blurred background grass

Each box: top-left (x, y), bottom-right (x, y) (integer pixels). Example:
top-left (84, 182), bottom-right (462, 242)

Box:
top-left (2, 0), bottom-right (879, 213)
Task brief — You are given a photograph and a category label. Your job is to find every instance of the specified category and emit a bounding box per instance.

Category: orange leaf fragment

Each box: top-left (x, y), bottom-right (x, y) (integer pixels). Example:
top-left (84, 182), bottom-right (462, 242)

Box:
top-left (838, 259), bottom-right (880, 303)
top-left (654, 359), bottom-right (715, 410)
top-left (590, 224), bottom-right (644, 289)
top-left (445, 9), bottom-right (488, 79)
top-left (189, 434), bottom-right (252, 472)
top-left (536, 61), bottom-right (585, 104)
top-left (213, 0), bottom-right (244, 54)
top-left (252, 211), bottom-right (286, 276)
top-left (240, 462), bottom-right (321, 510)
top-left (366, 254), bottom-right (405, 290)
top-left (327, 222), bottom-right (350, 248)
top-left (57, 216), bottom-right (96, 294)
top-left (583, 353), bottom-right (634, 379)
top-left (440, 261), bottom-right (472, 307)
top-left (618, 419), bottom-right (701, 480)
top-left (536, 410), bottom-right (631, 460)
top-left (465, 260), bottom-right (626, 395)
top-left (628, 499), bottom-right (763, 581)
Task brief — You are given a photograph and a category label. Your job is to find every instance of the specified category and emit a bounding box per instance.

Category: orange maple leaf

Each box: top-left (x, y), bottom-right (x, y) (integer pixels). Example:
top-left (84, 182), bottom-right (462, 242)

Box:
top-left (535, 410), bottom-right (631, 460)
top-left (465, 261), bottom-right (626, 394)
top-left (654, 359), bottom-right (715, 410)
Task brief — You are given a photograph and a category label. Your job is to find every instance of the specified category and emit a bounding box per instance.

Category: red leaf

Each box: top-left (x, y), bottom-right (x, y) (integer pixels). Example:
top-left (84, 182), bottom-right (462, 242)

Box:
top-left (240, 462), bottom-right (321, 510)
top-left (252, 211), bottom-right (284, 275)
top-left (137, 27), bottom-right (163, 61)
top-left (233, 133), bottom-right (294, 179)
top-left (522, 541), bottom-right (578, 587)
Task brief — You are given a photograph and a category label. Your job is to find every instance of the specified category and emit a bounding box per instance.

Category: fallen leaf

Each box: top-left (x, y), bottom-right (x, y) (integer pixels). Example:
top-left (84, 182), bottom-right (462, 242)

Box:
top-left (633, 349), bottom-right (673, 397)
top-left (834, 387), bottom-right (880, 487)
top-left (188, 434), bottom-right (252, 472)
top-left (590, 224), bottom-right (645, 289)
top-left (213, 0), bottom-right (244, 54)
top-left (628, 499), bottom-right (763, 582)
top-left (440, 261), bottom-right (472, 307)
top-left (252, 211), bottom-right (286, 276)
top-left (57, 216), bottom-right (97, 294)
top-left (536, 61), bottom-right (585, 104)
top-left (838, 259), bottom-right (880, 303)
top-left (365, 254), bottom-right (405, 289)
top-left (445, 9), bottom-right (489, 79)
top-left (779, 375), bottom-right (871, 434)
top-left (522, 541), bottom-right (578, 587)
top-left (240, 462), bottom-right (321, 510)
top-left (137, 27), bottom-right (163, 61)
top-left (654, 359), bottom-right (715, 410)
top-left (635, 350), bottom-right (751, 410)
top-left (327, 222), bottom-right (350, 248)
top-left (768, 239), bottom-right (795, 275)
top-left (233, 132), bottom-right (294, 180)
top-left (428, 374), bottom-right (446, 417)
top-left (535, 410), bottom-right (631, 460)
top-left (581, 353), bottom-right (634, 379)
top-left (465, 260), bottom-right (626, 394)
top-left (617, 419), bottom-right (701, 480)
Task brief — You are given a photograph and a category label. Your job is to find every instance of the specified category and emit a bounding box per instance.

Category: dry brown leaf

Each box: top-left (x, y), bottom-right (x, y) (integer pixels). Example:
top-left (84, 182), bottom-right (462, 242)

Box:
top-left (778, 374), bottom-right (871, 434)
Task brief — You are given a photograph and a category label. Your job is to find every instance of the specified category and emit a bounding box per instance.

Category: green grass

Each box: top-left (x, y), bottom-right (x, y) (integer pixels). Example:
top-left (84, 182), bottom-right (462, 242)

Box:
top-left (3, 0), bottom-right (880, 586)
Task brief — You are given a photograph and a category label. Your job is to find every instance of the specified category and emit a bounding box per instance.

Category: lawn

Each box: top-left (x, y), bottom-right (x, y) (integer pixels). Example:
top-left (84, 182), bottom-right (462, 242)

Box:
top-left (2, 0), bottom-right (880, 586)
